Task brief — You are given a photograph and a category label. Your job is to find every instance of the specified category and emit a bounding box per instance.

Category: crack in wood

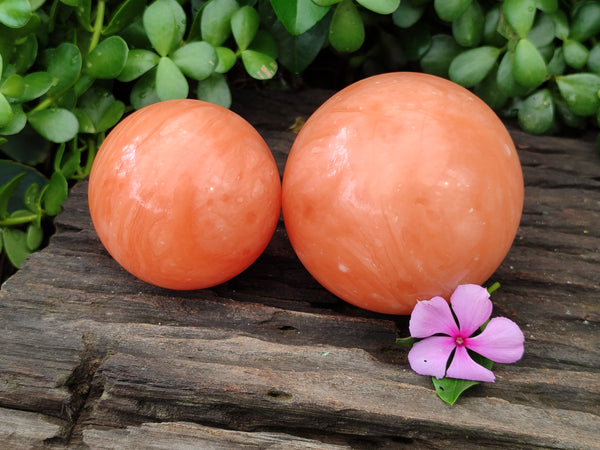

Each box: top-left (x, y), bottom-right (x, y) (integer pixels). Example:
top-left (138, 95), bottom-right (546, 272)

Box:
top-left (51, 334), bottom-right (108, 446)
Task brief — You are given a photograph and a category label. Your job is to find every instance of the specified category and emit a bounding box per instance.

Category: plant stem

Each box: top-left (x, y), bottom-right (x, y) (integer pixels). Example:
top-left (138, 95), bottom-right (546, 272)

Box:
top-left (487, 282), bottom-right (501, 295)
top-left (31, 96), bottom-right (54, 112)
top-left (89, 0), bottom-right (106, 53)
top-left (0, 213), bottom-right (38, 227)
top-left (81, 136), bottom-right (98, 178)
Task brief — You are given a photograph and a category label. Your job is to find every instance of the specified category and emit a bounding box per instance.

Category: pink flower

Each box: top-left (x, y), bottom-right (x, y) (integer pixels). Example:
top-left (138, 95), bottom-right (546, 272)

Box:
top-left (408, 284), bottom-right (525, 382)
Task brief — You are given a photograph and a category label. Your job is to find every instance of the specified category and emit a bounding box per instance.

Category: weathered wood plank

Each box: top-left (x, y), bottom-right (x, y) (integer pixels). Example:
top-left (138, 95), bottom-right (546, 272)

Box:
top-left (83, 422), bottom-right (350, 449)
top-left (0, 407), bottom-right (64, 448)
top-left (0, 88), bottom-right (598, 449)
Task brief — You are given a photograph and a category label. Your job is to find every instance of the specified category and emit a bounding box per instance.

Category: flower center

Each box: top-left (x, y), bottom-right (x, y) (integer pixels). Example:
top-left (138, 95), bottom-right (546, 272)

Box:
top-left (455, 336), bottom-right (465, 346)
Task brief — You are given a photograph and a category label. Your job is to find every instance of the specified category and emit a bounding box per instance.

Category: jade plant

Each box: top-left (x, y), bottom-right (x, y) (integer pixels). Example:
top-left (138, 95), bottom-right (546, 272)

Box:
top-left (0, 0), bottom-right (598, 273)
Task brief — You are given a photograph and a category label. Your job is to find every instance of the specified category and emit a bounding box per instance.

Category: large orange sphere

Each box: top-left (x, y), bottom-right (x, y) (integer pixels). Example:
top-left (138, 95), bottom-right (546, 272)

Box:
top-left (282, 73), bottom-right (523, 315)
top-left (89, 99), bottom-right (281, 290)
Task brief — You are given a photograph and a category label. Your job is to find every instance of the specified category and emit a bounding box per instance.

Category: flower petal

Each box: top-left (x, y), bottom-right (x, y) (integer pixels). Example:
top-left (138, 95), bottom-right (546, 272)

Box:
top-left (409, 296), bottom-right (459, 338)
top-left (467, 317), bottom-right (525, 363)
top-left (450, 284), bottom-right (492, 336)
top-left (408, 336), bottom-right (456, 379)
top-left (446, 345), bottom-right (496, 382)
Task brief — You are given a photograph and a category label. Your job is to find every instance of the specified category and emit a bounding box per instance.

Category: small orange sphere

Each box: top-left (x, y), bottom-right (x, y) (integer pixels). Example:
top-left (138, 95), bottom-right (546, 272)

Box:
top-left (89, 99), bottom-right (281, 290)
top-left (282, 72), bottom-right (524, 315)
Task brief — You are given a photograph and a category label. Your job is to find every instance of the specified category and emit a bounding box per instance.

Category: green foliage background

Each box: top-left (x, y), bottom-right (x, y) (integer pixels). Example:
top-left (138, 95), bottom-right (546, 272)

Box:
top-left (0, 0), bottom-right (598, 274)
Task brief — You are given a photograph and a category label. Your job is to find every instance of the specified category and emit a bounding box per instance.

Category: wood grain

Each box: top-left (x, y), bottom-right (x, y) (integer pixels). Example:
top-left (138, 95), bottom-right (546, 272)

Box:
top-left (0, 88), bottom-right (598, 449)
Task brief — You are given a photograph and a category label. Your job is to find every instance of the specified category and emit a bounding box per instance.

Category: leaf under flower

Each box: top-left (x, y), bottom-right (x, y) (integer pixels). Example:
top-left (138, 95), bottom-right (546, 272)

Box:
top-left (432, 353), bottom-right (494, 405)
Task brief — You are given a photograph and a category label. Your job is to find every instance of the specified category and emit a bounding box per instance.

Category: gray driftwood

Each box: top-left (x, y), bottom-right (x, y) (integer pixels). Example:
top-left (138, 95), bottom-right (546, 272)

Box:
top-left (0, 89), bottom-right (598, 449)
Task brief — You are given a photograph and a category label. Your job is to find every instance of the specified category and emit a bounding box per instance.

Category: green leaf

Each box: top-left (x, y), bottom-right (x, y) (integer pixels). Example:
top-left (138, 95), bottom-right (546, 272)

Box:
top-left (249, 29), bottom-right (278, 59)
top-left (0, 93), bottom-right (12, 128)
top-left (513, 38), bottom-right (547, 88)
top-left (7, 4), bottom-right (38, 33)
top-left (547, 46), bottom-right (565, 76)
top-left (96, 100), bottom-right (125, 133)
top-left (449, 46), bottom-right (501, 88)
top-left (103, 0), bottom-right (146, 35)
top-left (312, 0), bottom-right (342, 5)
top-left (3, 228), bottom-right (30, 268)
top-left (483, 5), bottom-right (506, 46)
top-left (42, 171), bottom-right (68, 216)
top-left (13, 33), bottom-right (37, 74)
top-left (495, 51), bottom-right (529, 98)
top-left (1, 74), bottom-right (25, 98)
top-left (23, 182), bottom-right (41, 213)
top-left (329, 0), bottom-right (365, 53)
top-left (432, 376), bottom-right (479, 405)
top-left (143, 0), bottom-right (186, 57)
top-left (76, 86), bottom-right (125, 134)
top-left (53, 142), bottom-right (80, 180)
top-left (355, 0), bottom-right (399, 15)
top-left (395, 336), bottom-right (418, 347)
top-left (554, 90), bottom-right (587, 128)
top-left (76, 70), bottom-right (93, 96)
top-left (84, 36), bottom-right (129, 79)
top-left (186, 0), bottom-right (208, 41)
top-left (452, 0), bottom-right (484, 48)
top-left (270, 0), bottom-right (330, 36)
top-left (117, 49), bottom-right (160, 82)
top-left (570, 0), bottom-right (600, 42)
top-left (392, 0), bottom-right (426, 28)
top-left (28, 108), bottom-right (79, 143)
top-left (74, 0), bottom-right (92, 31)
top-left (431, 354), bottom-right (493, 405)
top-left (54, 88), bottom-right (77, 110)
top-left (271, 14), bottom-right (329, 75)
top-left (17, 71), bottom-right (55, 102)
top-left (518, 88), bottom-right (555, 135)
top-left (26, 223), bottom-right (43, 251)
top-left (0, 0), bottom-right (32, 28)
top-left (120, 17), bottom-right (152, 49)
top-left (536, 0), bottom-right (557, 14)
top-left (0, 161), bottom-right (47, 213)
top-left (588, 43), bottom-right (600, 75)
top-left (550, 9), bottom-right (569, 40)
top-left (241, 49), bottom-right (277, 80)
top-left (130, 69), bottom-right (161, 109)
top-left (196, 73), bottom-right (232, 108)
top-left (474, 67), bottom-right (508, 111)
top-left (155, 56), bottom-right (188, 100)
top-left (45, 43), bottom-right (82, 96)
top-left (527, 12), bottom-right (555, 48)
top-left (537, 42), bottom-right (555, 63)
top-left (172, 41), bottom-right (217, 80)
top-left (502, 0), bottom-right (536, 38)
top-left (0, 172), bottom-right (25, 219)
top-left (419, 34), bottom-right (463, 78)
top-left (231, 5), bottom-right (260, 51)
top-left (0, 124), bottom-right (52, 165)
top-left (434, 0), bottom-right (471, 22)
top-left (563, 39), bottom-right (589, 70)
top-left (201, 0), bottom-right (240, 46)
top-left (214, 46), bottom-right (237, 73)
top-left (0, 103), bottom-right (26, 135)
top-left (556, 73), bottom-right (600, 117)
